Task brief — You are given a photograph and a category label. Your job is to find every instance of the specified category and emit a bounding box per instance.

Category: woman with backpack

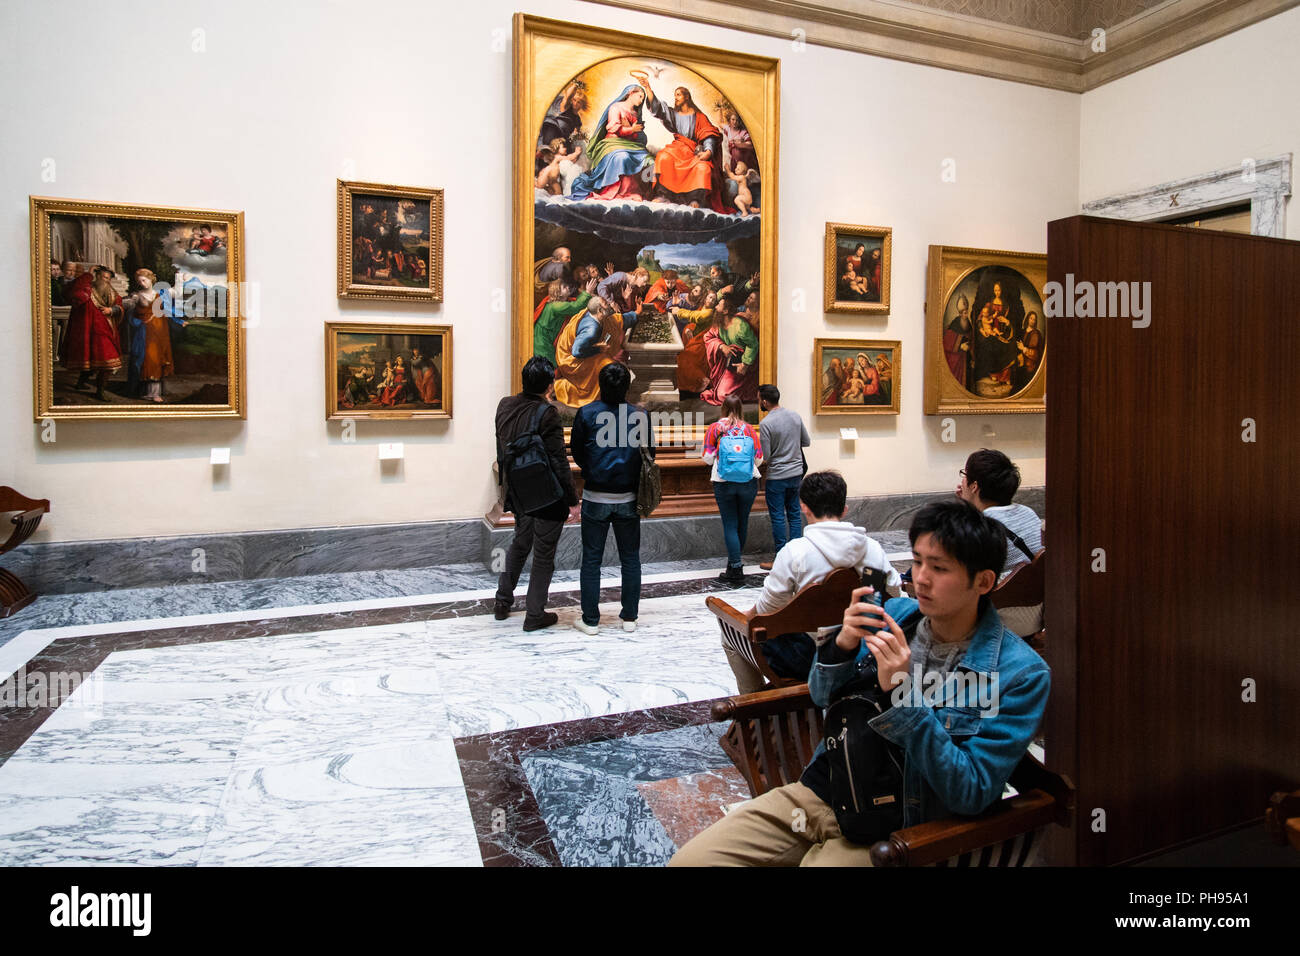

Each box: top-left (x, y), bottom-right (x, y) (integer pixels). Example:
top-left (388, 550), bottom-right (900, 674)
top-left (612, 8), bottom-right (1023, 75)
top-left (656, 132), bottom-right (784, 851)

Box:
top-left (703, 394), bottom-right (764, 585)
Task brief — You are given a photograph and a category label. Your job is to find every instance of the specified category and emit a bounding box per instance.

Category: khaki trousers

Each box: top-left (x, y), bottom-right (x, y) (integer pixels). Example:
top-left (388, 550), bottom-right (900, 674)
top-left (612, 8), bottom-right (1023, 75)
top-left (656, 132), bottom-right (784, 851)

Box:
top-left (668, 781), bottom-right (876, 867)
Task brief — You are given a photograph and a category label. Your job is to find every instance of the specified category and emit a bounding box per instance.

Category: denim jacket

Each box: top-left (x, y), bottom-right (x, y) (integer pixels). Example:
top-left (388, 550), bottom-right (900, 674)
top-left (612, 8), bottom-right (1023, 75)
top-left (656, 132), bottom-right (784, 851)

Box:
top-left (806, 596), bottom-right (1050, 828)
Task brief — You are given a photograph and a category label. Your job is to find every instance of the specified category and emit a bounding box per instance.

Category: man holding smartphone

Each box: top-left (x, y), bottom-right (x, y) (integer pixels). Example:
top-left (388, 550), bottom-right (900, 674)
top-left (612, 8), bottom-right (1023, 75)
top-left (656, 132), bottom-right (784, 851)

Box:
top-left (671, 499), bottom-right (1050, 866)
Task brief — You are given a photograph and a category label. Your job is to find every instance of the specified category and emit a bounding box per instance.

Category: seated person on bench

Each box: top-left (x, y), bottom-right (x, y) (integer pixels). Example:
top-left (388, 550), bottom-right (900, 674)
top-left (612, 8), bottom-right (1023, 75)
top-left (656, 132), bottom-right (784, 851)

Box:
top-left (725, 470), bottom-right (900, 695)
top-left (672, 499), bottom-right (1050, 866)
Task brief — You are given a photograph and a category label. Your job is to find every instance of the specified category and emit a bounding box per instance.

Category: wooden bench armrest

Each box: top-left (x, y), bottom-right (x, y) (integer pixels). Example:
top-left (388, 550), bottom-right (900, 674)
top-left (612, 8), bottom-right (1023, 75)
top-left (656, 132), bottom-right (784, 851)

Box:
top-left (705, 594), bottom-right (750, 632)
top-left (869, 789), bottom-right (1061, 866)
top-left (711, 683), bottom-right (815, 721)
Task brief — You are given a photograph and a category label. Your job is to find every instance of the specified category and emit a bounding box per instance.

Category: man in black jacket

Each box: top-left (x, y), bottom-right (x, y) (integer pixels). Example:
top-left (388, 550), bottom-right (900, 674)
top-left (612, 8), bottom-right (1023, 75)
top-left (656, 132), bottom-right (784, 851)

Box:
top-left (569, 362), bottom-right (653, 634)
top-left (494, 357), bottom-right (579, 630)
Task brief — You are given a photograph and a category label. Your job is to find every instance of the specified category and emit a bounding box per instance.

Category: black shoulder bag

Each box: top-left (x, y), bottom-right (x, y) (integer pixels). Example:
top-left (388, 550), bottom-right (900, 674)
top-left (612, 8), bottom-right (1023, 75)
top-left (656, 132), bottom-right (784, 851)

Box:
top-left (502, 402), bottom-right (564, 515)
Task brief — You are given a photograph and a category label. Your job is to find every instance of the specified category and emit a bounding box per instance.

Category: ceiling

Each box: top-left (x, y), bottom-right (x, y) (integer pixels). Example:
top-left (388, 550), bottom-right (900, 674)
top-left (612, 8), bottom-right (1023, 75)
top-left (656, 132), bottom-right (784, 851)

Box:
top-left (587, 0), bottom-right (1300, 91)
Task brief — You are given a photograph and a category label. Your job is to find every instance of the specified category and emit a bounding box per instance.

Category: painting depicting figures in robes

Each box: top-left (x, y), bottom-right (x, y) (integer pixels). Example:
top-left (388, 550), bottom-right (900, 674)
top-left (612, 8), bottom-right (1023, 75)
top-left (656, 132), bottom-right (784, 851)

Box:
top-left (813, 339), bottom-right (901, 415)
top-left (337, 181), bottom-right (443, 302)
top-left (823, 223), bottom-right (891, 314)
top-left (924, 245), bottom-right (1046, 415)
top-left (29, 196), bottom-right (246, 420)
top-left (515, 16), bottom-right (779, 429)
top-left (324, 323), bottom-right (451, 420)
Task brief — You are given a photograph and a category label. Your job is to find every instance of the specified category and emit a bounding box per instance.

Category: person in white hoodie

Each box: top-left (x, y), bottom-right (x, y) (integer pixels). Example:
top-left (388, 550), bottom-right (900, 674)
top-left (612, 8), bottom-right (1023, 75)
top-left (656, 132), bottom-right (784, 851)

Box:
top-left (724, 470), bottom-right (901, 694)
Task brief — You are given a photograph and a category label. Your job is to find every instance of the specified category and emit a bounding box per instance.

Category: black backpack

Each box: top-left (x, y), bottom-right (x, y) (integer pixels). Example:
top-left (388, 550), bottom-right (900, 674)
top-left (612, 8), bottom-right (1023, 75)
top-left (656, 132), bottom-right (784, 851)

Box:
top-left (502, 402), bottom-right (564, 515)
top-left (822, 601), bottom-right (922, 844)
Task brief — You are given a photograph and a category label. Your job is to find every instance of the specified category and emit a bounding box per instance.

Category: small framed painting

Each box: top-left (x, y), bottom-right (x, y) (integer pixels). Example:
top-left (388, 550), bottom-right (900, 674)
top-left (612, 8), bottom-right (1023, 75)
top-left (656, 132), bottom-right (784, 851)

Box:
top-left (824, 222), bottom-right (891, 315)
top-left (337, 180), bottom-right (443, 301)
top-left (325, 322), bottom-right (452, 420)
top-left (29, 195), bottom-right (246, 420)
top-left (813, 338), bottom-right (900, 415)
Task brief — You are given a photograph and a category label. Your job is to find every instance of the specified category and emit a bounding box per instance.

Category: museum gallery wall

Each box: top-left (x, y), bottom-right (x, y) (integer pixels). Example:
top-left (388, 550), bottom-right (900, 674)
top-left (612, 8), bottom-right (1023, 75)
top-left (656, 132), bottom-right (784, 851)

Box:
top-left (2, 0), bottom-right (1088, 543)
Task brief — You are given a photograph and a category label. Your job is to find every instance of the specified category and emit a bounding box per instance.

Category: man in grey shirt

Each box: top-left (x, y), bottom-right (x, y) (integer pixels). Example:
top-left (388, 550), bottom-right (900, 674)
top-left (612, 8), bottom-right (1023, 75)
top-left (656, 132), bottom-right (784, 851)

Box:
top-left (956, 448), bottom-right (1043, 576)
top-left (758, 384), bottom-right (812, 568)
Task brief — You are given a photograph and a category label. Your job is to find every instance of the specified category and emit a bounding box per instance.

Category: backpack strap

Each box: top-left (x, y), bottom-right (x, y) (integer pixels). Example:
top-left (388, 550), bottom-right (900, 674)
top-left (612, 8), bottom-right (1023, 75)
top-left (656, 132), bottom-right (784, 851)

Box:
top-left (988, 517), bottom-right (1035, 562)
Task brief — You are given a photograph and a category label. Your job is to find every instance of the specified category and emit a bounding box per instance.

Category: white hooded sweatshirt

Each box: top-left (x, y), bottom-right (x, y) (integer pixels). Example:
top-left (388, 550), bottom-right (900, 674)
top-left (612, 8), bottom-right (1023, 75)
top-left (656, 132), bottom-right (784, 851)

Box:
top-left (751, 520), bottom-right (901, 616)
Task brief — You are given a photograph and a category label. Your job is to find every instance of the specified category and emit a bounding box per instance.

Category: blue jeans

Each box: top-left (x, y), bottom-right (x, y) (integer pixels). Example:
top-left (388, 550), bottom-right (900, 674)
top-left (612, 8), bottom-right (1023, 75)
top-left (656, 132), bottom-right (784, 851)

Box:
top-left (713, 478), bottom-right (758, 569)
top-left (579, 499), bottom-right (641, 625)
top-left (764, 475), bottom-right (803, 554)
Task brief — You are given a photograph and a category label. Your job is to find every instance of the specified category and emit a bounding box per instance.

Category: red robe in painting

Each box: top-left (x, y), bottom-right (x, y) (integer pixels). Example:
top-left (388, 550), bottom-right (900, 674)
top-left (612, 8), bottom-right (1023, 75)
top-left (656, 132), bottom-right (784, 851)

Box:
top-left (60, 273), bottom-right (123, 371)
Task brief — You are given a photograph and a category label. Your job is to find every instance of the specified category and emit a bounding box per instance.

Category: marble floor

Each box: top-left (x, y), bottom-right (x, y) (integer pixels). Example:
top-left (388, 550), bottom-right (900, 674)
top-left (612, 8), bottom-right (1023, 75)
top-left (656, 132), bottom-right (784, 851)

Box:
top-left (0, 555), bottom-right (790, 866)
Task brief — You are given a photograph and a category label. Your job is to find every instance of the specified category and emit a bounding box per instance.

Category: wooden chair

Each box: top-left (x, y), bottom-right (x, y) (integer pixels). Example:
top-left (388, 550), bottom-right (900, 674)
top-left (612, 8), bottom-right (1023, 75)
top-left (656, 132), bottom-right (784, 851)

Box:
top-left (0, 487), bottom-right (50, 618)
top-left (711, 684), bottom-right (1075, 866)
top-left (706, 566), bottom-right (862, 690)
top-left (991, 548), bottom-right (1046, 647)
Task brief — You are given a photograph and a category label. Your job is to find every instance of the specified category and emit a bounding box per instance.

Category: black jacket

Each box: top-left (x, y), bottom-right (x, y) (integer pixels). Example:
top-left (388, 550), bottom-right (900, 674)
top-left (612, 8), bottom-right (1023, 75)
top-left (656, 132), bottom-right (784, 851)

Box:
top-left (570, 400), bottom-right (654, 495)
top-left (495, 392), bottom-right (578, 518)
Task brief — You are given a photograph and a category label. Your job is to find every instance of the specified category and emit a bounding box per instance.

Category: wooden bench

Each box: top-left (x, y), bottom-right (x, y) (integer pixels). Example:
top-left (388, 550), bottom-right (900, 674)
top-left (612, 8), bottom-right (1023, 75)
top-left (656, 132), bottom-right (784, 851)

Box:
top-left (711, 683), bottom-right (1074, 866)
top-left (0, 487), bottom-right (50, 618)
top-left (706, 566), bottom-right (863, 690)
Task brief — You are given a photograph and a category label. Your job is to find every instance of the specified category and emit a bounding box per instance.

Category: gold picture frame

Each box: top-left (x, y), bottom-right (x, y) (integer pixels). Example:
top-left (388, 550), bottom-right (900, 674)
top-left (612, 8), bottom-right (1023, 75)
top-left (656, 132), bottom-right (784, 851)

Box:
top-left (824, 223), bottom-right (891, 315)
top-left (30, 195), bottom-right (246, 421)
top-left (325, 322), bottom-right (452, 421)
top-left (337, 180), bottom-right (443, 302)
top-left (924, 244), bottom-right (1046, 415)
top-left (513, 13), bottom-right (780, 435)
top-left (813, 338), bottom-right (900, 415)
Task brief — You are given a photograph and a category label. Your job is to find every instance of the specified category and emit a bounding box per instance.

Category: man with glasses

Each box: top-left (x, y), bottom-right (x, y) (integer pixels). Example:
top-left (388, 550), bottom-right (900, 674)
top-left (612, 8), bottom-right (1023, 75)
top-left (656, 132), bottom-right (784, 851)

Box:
top-left (956, 449), bottom-right (1042, 578)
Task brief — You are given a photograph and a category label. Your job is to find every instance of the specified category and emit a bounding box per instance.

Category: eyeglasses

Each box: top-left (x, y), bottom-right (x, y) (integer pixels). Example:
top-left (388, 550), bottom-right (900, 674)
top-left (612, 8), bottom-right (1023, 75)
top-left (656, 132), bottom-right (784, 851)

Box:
top-left (958, 469), bottom-right (967, 478)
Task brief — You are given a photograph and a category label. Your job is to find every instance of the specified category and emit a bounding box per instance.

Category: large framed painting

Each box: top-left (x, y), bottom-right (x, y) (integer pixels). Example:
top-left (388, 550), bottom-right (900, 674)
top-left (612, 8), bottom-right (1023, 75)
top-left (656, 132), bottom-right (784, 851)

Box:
top-left (513, 14), bottom-right (779, 434)
top-left (824, 223), bottom-right (891, 314)
top-left (325, 322), bottom-right (452, 420)
top-left (30, 196), bottom-right (245, 420)
top-left (924, 245), bottom-right (1046, 415)
top-left (813, 339), bottom-right (900, 415)
top-left (337, 180), bottom-right (443, 302)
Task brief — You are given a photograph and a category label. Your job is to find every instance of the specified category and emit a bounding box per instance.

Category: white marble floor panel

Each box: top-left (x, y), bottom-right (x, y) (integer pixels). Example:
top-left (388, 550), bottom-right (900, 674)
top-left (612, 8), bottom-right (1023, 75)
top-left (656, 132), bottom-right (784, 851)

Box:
top-left (0, 585), bottom-right (758, 866)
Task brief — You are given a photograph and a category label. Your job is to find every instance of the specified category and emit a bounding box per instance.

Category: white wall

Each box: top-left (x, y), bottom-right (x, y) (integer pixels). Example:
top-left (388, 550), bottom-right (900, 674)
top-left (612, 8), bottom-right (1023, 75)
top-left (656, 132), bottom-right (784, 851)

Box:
top-left (1080, 5), bottom-right (1300, 239)
top-left (1, 0), bottom-right (1076, 544)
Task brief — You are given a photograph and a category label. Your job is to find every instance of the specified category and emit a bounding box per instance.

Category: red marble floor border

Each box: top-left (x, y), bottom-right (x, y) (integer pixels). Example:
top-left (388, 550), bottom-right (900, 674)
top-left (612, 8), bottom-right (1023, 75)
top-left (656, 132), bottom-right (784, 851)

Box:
top-left (453, 699), bottom-right (724, 867)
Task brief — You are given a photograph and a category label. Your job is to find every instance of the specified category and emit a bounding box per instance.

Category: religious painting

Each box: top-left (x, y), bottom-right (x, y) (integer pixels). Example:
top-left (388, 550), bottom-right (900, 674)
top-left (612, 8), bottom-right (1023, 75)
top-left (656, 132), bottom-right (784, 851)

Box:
top-left (324, 322), bottom-right (452, 420)
top-left (924, 245), bottom-right (1046, 415)
top-left (29, 196), bottom-right (245, 421)
top-left (813, 339), bottom-right (900, 415)
top-left (823, 223), bottom-right (891, 315)
top-left (337, 180), bottom-right (443, 301)
top-left (514, 14), bottom-right (779, 431)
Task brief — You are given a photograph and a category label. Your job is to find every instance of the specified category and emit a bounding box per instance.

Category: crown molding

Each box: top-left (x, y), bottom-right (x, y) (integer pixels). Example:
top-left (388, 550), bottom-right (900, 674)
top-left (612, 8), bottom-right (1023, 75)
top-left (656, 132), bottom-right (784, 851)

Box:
top-left (583, 0), bottom-right (1300, 91)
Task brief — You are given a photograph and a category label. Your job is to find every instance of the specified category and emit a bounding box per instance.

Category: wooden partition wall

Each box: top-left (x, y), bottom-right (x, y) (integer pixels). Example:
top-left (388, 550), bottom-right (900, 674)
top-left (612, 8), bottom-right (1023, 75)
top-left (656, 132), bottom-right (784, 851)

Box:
top-left (1043, 215), bottom-right (1300, 866)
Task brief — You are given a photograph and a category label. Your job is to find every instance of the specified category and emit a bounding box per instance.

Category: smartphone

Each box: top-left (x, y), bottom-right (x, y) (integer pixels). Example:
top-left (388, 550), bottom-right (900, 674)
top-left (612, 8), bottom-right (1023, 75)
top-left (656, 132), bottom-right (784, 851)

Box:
top-left (861, 567), bottom-right (889, 608)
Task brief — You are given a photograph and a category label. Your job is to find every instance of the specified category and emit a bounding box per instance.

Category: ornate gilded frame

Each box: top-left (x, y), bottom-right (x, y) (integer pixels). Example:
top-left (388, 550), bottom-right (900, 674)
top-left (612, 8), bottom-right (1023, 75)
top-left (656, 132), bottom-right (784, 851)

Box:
top-left (812, 338), bottom-right (901, 416)
top-left (824, 222), bottom-right (891, 315)
top-left (924, 244), bottom-right (1046, 415)
top-left (29, 195), bottom-right (246, 421)
top-left (324, 321), bottom-right (453, 421)
top-left (337, 180), bottom-right (444, 302)
top-left (512, 13), bottom-right (780, 442)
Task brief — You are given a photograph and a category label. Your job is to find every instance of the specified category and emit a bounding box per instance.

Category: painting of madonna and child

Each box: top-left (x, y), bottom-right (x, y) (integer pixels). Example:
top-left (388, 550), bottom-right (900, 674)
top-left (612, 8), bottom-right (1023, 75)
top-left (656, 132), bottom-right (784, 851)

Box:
top-left (529, 55), bottom-right (768, 425)
top-left (940, 265), bottom-right (1046, 401)
top-left (325, 324), bottom-right (451, 420)
top-left (38, 207), bottom-right (239, 414)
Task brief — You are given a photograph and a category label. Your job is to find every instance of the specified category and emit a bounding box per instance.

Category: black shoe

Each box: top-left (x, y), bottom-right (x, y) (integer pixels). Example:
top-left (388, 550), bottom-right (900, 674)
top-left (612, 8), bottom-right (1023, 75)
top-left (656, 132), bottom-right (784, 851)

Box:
top-left (717, 567), bottom-right (745, 586)
top-left (522, 611), bottom-right (558, 632)
top-left (493, 600), bottom-right (511, 621)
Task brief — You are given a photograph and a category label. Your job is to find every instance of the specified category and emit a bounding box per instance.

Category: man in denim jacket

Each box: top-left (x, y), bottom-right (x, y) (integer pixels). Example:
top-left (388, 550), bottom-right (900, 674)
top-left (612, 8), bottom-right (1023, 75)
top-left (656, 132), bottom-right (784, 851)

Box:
top-left (671, 499), bottom-right (1049, 866)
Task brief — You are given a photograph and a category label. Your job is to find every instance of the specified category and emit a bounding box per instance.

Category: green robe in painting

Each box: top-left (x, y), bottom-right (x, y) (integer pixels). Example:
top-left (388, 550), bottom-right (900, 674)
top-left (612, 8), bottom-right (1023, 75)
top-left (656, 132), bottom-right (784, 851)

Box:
top-left (534, 291), bottom-right (592, 364)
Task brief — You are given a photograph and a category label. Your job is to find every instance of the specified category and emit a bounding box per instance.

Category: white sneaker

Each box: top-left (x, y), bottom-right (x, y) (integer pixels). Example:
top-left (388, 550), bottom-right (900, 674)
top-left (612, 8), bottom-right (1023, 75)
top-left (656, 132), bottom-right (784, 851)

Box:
top-left (573, 619), bottom-right (599, 635)
top-left (622, 620), bottom-right (637, 632)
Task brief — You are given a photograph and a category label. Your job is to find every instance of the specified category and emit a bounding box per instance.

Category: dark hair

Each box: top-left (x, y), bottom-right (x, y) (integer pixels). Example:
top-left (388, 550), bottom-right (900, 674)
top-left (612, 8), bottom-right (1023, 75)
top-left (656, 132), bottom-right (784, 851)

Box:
top-left (963, 448), bottom-right (1021, 506)
top-left (909, 500), bottom-right (1006, 584)
top-left (521, 356), bottom-right (556, 395)
top-left (799, 471), bottom-right (846, 519)
top-left (757, 384), bottom-right (780, 405)
top-left (599, 362), bottom-right (630, 406)
top-left (720, 393), bottom-right (744, 423)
